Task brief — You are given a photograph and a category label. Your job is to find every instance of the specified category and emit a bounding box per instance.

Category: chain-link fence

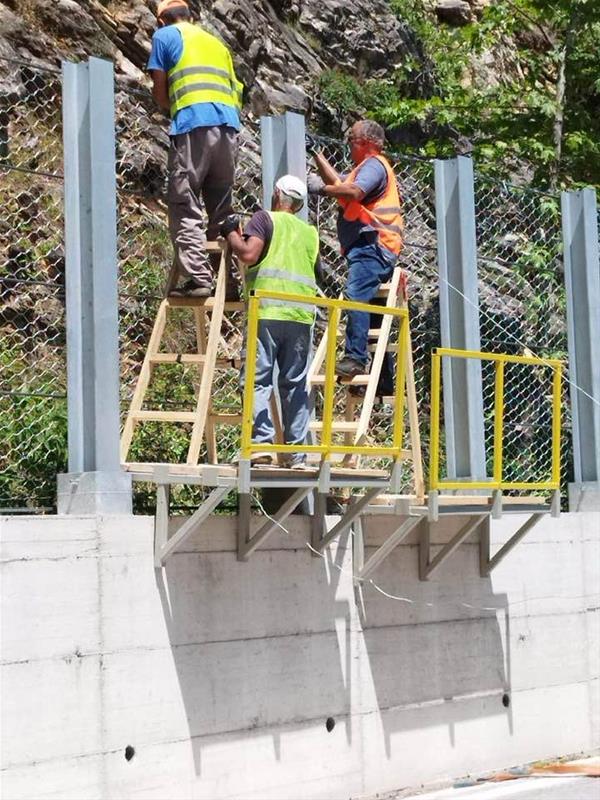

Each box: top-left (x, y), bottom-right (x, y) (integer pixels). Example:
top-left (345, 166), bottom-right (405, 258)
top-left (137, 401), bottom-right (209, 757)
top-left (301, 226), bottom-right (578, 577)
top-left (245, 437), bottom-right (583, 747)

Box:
top-left (308, 135), bottom-right (438, 491)
top-left (0, 57), bottom-right (67, 512)
top-left (115, 84), bottom-right (264, 512)
top-left (0, 57), bottom-right (575, 512)
top-left (474, 177), bottom-right (570, 499)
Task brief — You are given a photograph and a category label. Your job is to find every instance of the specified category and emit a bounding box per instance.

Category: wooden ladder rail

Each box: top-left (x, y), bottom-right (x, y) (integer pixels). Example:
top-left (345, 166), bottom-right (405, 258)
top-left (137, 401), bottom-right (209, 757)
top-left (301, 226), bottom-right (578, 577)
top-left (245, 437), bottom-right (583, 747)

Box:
top-left (120, 242), bottom-right (227, 466)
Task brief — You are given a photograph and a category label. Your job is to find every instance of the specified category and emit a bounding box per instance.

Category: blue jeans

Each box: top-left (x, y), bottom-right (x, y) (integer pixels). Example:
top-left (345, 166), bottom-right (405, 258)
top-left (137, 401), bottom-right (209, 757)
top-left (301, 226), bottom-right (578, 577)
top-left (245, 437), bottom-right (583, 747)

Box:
top-left (344, 242), bottom-right (394, 365)
top-left (241, 319), bottom-right (312, 462)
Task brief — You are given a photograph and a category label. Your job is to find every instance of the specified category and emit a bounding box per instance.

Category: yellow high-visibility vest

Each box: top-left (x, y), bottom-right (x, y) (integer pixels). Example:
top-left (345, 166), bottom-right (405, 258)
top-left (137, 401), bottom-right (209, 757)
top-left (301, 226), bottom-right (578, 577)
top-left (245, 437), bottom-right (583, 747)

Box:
top-left (167, 22), bottom-right (243, 118)
top-left (245, 212), bottom-right (319, 324)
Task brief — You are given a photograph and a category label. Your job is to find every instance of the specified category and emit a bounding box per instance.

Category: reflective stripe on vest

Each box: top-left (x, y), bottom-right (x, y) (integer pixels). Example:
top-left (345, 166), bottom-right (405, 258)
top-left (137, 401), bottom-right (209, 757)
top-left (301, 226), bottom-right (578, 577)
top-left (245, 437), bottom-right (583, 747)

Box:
top-left (338, 154), bottom-right (404, 256)
top-left (246, 212), bottom-right (319, 324)
top-left (167, 22), bottom-right (243, 117)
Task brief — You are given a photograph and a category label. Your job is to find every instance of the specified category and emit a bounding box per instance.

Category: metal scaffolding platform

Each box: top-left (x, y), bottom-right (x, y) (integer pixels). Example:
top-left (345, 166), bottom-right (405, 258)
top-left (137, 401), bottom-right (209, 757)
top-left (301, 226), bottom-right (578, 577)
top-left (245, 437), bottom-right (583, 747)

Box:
top-left (122, 288), bottom-right (563, 587)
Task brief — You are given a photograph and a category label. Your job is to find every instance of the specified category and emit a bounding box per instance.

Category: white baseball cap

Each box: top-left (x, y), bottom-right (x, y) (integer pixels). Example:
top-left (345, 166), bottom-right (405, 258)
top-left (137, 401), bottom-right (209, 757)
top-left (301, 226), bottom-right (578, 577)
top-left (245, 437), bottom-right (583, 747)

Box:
top-left (275, 174), bottom-right (307, 202)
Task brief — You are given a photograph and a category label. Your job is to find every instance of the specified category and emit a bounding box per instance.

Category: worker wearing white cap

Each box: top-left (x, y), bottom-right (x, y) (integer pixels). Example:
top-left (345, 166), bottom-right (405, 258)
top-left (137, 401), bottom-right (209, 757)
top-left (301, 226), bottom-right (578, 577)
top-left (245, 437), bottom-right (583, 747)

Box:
top-left (220, 176), bottom-right (319, 467)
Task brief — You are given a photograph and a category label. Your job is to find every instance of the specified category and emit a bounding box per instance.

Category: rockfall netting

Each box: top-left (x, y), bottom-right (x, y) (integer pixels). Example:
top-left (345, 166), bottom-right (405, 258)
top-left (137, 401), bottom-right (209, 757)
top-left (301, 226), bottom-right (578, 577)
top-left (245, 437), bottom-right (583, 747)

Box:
top-left (0, 63), bottom-right (572, 512)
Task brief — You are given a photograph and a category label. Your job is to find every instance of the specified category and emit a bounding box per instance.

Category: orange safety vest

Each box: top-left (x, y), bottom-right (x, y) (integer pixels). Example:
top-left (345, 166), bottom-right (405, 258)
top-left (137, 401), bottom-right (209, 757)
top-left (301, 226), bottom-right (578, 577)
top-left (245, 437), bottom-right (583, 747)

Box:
top-left (338, 154), bottom-right (404, 256)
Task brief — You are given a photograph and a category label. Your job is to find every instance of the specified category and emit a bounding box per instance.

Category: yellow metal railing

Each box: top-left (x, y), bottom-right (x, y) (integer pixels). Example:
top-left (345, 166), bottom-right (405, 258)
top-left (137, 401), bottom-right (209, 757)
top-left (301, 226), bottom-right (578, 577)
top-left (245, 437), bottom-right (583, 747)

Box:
top-left (429, 348), bottom-right (562, 492)
top-left (240, 290), bottom-right (410, 461)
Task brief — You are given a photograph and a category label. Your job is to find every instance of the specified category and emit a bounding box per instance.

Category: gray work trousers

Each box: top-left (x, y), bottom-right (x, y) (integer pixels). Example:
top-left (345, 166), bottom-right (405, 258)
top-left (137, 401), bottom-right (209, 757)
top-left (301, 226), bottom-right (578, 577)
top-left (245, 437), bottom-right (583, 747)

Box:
top-left (167, 125), bottom-right (238, 285)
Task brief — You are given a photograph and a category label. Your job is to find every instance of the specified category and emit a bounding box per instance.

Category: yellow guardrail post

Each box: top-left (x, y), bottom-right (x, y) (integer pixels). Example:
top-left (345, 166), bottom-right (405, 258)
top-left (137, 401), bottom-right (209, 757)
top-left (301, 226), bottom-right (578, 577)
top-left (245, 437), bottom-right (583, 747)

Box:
top-left (428, 347), bottom-right (563, 495)
top-left (551, 365), bottom-right (562, 487)
top-left (492, 360), bottom-right (505, 486)
top-left (321, 304), bottom-right (341, 460)
top-left (429, 350), bottom-right (441, 491)
top-left (240, 294), bottom-right (260, 460)
top-left (392, 313), bottom-right (408, 453)
top-left (239, 290), bottom-right (410, 464)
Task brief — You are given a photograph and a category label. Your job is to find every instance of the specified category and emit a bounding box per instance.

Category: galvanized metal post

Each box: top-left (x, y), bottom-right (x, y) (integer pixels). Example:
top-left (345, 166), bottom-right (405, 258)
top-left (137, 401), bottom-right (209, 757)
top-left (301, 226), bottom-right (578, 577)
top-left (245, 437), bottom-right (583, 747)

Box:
top-left (562, 187), bottom-right (600, 511)
top-left (260, 111), bottom-right (307, 221)
top-left (434, 156), bottom-right (486, 482)
top-left (57, 57), bottom-right (132, 514)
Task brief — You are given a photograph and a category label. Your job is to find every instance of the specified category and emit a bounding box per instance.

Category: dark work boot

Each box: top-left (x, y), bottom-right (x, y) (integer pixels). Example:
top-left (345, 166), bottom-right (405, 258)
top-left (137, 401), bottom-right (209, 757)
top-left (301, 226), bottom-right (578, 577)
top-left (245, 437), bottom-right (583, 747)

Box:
top-left (169, 280), bottom-right (211, 298)
top-left (336, 357), bottom-right (368, 378)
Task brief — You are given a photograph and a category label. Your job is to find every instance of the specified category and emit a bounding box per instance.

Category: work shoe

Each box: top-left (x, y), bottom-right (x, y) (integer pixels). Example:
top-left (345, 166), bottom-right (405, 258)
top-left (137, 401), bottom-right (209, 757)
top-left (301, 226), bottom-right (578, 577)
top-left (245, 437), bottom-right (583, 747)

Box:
top-left (250, 452), bottom-right (274, 466)
top-left (336, 357), bottom-right (367, 378)
top-left (170, 280), bottom-right (212, 298)
top-left (280, 456), bottom-right (308, 470)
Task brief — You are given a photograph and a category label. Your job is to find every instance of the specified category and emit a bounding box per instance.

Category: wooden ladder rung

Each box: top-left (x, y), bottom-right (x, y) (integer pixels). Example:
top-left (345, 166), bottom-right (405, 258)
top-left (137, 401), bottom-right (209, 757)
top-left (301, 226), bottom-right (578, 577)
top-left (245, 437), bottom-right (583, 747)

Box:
top-left (149, 354), bottom-right (241, 369)
top-left (210, 413), bottom-right (243, 424)
top-left (150, 354), bottom-right (206, 364)
top-left (367, 345), bottom-right (397, 353)
top-left (165, 297), bottom-right (246, 311)
top-left (131, 410), bottom-right (197, 422)
top-left (309, 421), bottom-right (359, 432)
top-left (310, 374), bottom-right (371, 386)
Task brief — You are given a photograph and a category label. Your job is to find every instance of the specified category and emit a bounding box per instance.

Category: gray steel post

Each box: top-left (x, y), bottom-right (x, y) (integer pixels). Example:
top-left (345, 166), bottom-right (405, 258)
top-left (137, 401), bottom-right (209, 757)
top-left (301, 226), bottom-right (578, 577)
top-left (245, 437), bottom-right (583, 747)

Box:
top-left (562, 187), bottom-right (600, 511)
top-left (435, 156), bottom-right (486, 482)
top-left (57, 57), bottom-right (131, 514)
top-left (260, 111), bottom-right (307, 220)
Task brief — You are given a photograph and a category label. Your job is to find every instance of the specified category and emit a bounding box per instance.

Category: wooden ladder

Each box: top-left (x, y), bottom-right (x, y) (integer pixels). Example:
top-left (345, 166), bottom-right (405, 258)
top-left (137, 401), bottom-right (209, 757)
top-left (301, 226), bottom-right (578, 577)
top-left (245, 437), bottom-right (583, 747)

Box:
top-left (120, 242), bottom-right (244, 467)
top-left (307, 267), bottom-right (424, 498)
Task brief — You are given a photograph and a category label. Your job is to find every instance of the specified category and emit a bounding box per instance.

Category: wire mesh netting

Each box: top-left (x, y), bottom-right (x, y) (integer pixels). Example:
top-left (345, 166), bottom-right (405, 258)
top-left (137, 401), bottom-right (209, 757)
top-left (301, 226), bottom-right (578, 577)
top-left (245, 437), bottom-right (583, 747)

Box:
top-left (433, 355), bottom-right (560, 490)
top-left (0, 58), bottom-right (575, 512)
top-left (308, 136), bottom-right (438, 490)
top-left (474, 177), bottom-right (571, 498)
top-left (0, 58), bottom-right (67, 511)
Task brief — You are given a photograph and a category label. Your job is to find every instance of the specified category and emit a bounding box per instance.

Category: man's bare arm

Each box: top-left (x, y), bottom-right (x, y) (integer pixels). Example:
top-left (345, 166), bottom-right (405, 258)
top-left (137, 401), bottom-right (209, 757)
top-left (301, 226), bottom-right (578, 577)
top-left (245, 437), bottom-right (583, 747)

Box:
top-left (312, 152), bottom-right (365, 201)
top-left (313, 151), bottom-right (340, 185)
top-left (151, 70), bottom-right (170, 111)
top-left (322, 182), bottom-right (365, 202)
top-left (226, 232), bottom-right (264, 266)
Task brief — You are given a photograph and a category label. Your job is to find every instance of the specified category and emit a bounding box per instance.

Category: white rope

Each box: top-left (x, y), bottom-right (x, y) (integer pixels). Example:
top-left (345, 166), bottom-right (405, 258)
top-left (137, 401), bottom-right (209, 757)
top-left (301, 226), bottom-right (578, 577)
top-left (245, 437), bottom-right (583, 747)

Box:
top-left (437, 272), bottom-right (600, 409)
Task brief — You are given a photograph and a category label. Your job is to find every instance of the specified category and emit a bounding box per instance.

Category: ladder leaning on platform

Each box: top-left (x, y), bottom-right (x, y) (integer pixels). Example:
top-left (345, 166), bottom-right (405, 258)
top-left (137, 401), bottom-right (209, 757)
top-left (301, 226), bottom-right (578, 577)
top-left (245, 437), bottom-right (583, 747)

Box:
top-left (307, 266), bottom-right (424, 499)
top-left (120, 242), bottom-right (245, 467)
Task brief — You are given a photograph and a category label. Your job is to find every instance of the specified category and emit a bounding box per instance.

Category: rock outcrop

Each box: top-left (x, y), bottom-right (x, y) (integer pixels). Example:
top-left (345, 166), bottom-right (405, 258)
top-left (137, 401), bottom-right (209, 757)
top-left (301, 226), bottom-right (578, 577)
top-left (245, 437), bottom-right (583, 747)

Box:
top-left (0, 0), bottom-right (427, 121)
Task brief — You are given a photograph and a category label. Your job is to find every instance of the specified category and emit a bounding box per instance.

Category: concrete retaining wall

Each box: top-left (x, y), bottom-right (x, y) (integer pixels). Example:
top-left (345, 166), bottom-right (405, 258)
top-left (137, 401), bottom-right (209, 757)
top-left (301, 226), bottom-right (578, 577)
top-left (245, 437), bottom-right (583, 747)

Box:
top-left (1, 510), bottom-right (599, 799)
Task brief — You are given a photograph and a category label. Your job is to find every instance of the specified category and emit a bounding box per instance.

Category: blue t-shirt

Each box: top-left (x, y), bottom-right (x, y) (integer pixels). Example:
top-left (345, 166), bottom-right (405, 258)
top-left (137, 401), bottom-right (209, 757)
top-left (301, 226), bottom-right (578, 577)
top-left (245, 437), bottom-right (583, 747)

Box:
top-left (337, 156), bottom-right (395, 258)
top-left (148, 25), bottom-right (240, 136)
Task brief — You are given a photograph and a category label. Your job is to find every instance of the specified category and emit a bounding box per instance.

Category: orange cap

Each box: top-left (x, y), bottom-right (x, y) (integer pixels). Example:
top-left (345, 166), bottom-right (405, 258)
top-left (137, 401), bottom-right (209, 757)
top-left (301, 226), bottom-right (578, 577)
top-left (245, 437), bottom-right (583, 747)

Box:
top-left (157, 0), bottom-right (189, 18)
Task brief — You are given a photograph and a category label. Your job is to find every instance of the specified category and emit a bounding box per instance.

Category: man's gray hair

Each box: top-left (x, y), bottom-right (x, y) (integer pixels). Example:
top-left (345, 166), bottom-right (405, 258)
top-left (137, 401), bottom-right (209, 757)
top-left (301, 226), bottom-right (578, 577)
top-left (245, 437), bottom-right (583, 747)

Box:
top-left (278, 189), bottom-right (304, 212)
top-left (357, 120), bottom-right (385, 149)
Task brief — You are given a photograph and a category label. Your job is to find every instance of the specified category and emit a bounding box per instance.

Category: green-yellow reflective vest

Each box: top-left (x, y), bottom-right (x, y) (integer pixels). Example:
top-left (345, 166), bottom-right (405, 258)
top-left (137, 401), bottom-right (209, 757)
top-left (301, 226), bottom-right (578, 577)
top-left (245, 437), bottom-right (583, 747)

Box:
top-left (167, 22), bottom-right (243, 118)
top-left (246, 212), bottom-right (319, 325)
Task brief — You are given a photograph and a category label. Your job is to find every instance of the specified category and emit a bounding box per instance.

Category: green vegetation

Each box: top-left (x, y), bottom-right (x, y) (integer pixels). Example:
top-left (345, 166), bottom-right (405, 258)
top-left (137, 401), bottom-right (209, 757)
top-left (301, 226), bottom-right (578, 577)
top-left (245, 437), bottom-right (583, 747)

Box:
top-left (318, 0), bottom-right (600, 188)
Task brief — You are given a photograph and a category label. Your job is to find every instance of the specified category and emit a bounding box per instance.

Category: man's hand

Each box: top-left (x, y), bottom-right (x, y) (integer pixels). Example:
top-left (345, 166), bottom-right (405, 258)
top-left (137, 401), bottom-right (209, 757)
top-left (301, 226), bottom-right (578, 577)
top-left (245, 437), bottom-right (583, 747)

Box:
top-left (307, 174), bottom-right (326, 196)
top-left (219, 214), bottom-right (241, 238)
top-left (305, 133), bottom-right (321, 156)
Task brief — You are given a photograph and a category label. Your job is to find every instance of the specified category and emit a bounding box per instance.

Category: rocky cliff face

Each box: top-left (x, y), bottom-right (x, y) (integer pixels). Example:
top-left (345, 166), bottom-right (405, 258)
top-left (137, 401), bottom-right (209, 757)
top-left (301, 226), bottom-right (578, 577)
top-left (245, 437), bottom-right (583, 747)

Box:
top-left (0, 0), bottom-right (426, 125)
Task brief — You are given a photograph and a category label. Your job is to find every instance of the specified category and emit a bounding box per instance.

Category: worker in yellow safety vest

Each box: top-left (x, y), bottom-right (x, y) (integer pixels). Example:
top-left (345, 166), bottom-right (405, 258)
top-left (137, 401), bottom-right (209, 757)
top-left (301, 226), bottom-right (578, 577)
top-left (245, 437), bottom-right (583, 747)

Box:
top-left (148, 0), bottom-right (244, 298)
top-left (220, 176), bottom-right (320, 468)
top-left (307, 120), bottom-right (404, 379)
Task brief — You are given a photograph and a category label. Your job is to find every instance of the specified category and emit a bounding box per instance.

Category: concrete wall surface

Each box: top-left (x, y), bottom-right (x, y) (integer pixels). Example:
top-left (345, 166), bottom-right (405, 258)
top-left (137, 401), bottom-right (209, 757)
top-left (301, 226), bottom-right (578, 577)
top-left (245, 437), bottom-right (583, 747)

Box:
top-left (1, 510), bottom-right (599, 800)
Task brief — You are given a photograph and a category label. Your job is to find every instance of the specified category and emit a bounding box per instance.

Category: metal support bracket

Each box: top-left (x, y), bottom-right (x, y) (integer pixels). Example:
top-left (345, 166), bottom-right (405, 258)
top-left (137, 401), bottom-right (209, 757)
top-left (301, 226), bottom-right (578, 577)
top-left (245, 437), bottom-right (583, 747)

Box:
top-left (238, 487), bottom-right (312, 561)
top-left (155, 485), bottom-right (230, 566)
top-left (357, 516), bottom-right (422, 582)
top-left (480, 512), bottom-right (544, 576)
top-left (420, 514), bottom-right (487, 581)
top-left (319, 488), bottom-right (381, 552)
top-left (311, 491), bottom-right (327, 555)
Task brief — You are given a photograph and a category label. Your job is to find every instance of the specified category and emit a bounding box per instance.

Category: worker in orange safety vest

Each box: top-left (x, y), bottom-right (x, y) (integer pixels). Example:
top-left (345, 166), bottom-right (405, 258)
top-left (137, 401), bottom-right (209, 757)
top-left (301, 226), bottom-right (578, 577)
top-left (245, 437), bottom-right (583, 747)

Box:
top-left (307, 120), bottom-right (404, 378)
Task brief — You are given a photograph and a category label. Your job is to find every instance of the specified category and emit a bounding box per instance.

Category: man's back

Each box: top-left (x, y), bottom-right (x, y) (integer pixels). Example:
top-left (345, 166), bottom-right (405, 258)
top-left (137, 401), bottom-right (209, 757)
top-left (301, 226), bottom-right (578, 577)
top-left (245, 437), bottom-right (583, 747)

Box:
top-left (148, 20), bottom-right (240, 135)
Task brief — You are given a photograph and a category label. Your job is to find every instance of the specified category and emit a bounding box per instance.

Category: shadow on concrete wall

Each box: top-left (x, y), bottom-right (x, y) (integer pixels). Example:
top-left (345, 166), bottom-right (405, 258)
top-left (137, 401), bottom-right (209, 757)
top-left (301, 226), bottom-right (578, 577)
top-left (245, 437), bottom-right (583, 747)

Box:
top-left (154, 516), bottom-right (512, 778)
top-left (358, 522), bottom-right (512, 759)
top-left (154, 521), bottom-right (353, 777)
